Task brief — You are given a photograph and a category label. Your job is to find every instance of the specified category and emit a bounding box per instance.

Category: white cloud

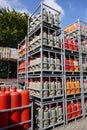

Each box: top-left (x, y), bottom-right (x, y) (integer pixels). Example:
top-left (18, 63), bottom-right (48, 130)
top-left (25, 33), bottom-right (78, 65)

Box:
top-left (0, 0), bottom-right (29, 13)
top-left (43, 0), bottom-right (64, 16)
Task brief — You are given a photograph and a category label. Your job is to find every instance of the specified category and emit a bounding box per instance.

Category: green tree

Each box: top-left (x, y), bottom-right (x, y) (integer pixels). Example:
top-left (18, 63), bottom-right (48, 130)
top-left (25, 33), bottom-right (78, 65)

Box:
top-left (0, 8), bottom-right (28, 48)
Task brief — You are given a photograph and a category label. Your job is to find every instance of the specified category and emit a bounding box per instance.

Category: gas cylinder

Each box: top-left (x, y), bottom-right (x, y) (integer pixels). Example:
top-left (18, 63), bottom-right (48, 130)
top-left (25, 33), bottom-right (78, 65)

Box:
top-left (49, 33), bottom-right (54, 46)
top-left (55, 55), bottom-right (61, 70)
top-left (48, 11), bottom-right (53, 24)
top-left (75, 80), bottom-right (80, 93)
top-left (58, 105), bottom-right (63, 122)
top-left (37, 106), bottom-right (49, 128)
top-left (0, 87), bottom-right (9, 129)
top-left (69, 58), bottom-right (74, 71)
top-left (76, 101), bottom-right (81, 116)
top-left (56, 80), bottom-right (61, 96)
top-left (81, 41), bottom-right (85, 52)
top-left (71, 79), bottom-right (75, 94)
top-left (43, 31), bottom-right (48, 45)
top-left (74, 59), bottom-right (79, 72)
top-left (43, 106), bottom-right (49, 128)
top-left (84, 80), bottom-right (87, 92)
top-left (73, 41), bottom-right (78, 51)
top-left (36, 55), bottom-right (41, 71)
top-left (69, 39), bottom-right (73, 50)
top-left (67, 103), bottom-right (72, 119)
top-left (49, 78), bottom-right (56, 96)
top-left (36, 78), bottom-right (40, 96)
top-left (49, 54), bottom-right (55, 70)
top-left (66, 79), bottom-right (71, 95)
top-left (43, 78), bottom-right (49, 97)
top-left (10, 87), bottom-right (21, 130)
top-left (43, 54), bottom-right (48, 70)
top-left (21, 90), bottom-right (30, 130)
top-left (72, 102), bottom-right (77, 118)
top-left (42, 8), bottom-right (48, 22)
top-left (65, 58), bottom-right (70, 71)
top-left (85, 99), bottom-right (87, 112)
top-left (64, 38), bottom-right (69, 49)
top-left (54, 14), bottom-right (58, 26)
top-left (49, 106), bottom-right (56, 125)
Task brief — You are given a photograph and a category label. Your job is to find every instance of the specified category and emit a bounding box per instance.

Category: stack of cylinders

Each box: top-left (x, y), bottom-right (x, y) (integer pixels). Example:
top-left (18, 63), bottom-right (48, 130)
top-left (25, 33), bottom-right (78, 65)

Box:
top-left (0, 87), bottom-right (10, 129)
top-left (21, 90), bottom-right (30, 130)
top-left (66, 78), bottom-right (80, 95)
top-left (10, 87), bottom-right (21, 130)
top-left (67, 101), bottom-right (81, 120)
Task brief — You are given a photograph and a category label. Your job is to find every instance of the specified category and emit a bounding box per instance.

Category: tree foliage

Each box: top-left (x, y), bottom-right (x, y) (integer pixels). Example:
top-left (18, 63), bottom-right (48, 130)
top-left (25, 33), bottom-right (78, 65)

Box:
top-left (0, 8), bottom-right (28, 48)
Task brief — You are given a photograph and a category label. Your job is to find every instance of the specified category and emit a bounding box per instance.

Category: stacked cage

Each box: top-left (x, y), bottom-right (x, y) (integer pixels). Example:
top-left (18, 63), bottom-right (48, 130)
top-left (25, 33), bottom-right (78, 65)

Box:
top-left (17, 37), bottom-right (29, 87)
top-left (64, 20), bottom-right (84, 123)
top-left (79, 21), bottom-right (87, 117)
top-left (27, 3), bottom-right (65, 130)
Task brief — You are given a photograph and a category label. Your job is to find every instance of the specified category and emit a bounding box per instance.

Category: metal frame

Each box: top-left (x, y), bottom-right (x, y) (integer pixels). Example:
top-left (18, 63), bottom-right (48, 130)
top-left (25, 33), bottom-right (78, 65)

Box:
top-left (0, 103), bottom-right (33, 130)
top-left (63, 19), bottom-right (87, 123)
top-left (27, 2), bottom-right (64, 130)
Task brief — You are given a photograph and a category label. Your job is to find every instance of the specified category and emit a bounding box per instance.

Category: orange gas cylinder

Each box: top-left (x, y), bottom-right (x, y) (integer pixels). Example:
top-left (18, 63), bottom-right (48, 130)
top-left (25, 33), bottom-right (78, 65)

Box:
top-left (69, 59), bottom-right (74, 71)
top-left (74, 59), bottom-right (79, 72)
top-left (71, 79), bottom-right (75, 94)
top-left (10, 87), bottom-right (21, 130)
top-left (77, 101), bottom-right (81, 116)
top-left (72, 102), bottom-right (77, 118)
top-left (66, 79), bottom-right (71, 95)
top-left (67, 103), bottom-right (72, 119)
top-left (75, 80), bottom-right (80, 93)
top-left (0, 87), bottom-right (9, 129)
top-left (21, 90), bottom-right (30, 130)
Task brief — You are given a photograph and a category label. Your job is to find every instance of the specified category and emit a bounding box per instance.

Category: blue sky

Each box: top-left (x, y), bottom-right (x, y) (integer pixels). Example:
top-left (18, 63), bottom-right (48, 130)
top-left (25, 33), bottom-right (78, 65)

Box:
top-left (0, 0), bottom-right (87, 28)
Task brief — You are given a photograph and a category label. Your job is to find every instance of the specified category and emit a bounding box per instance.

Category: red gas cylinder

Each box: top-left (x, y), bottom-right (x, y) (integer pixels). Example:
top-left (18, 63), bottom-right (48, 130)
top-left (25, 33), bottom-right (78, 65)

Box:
top-left (69, 39), bottom-right (73, 50)
top-left (10, 86), bottom-right (21, 130)
top-left (65, 59), bottom-right (70, 71)
top-left (69, 58), bottom-right (74, 71)
top-left (77, 101), bottom-right (81, 116)
top-left (73, 41), bottom-right (78, 51)
top-left (0, 87), bottom-right (9, 129)
top-left (67, 103), bottom-right (72, 119)
top-left (72, 102), bottom-right (77, 118)
top-left (21, 90), bottom-right (30, 130)
top-left (64, 38), bottom-right (69, 49)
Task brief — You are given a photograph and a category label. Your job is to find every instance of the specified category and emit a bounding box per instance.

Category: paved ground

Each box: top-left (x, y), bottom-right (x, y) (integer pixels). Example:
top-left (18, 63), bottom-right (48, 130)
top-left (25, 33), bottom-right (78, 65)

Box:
top-left (54, 118), bottom-right (87, 130)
